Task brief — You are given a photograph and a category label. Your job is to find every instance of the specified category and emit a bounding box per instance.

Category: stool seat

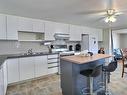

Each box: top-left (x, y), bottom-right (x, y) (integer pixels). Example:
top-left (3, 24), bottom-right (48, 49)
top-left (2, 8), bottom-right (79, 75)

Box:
top-left (80, 65), bottom-right (102, 77)
top-left (103, 60), bottom-right (117, 72)
top-left (80, 69), bottom-right (93, 77)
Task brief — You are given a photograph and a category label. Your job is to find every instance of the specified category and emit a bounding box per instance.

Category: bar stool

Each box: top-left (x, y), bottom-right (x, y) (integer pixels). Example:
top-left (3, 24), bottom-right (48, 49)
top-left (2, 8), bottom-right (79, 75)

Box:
top-left (80, 65), bottom-right (102, 95)
top-left (98, 59), bottom-right (117, 95)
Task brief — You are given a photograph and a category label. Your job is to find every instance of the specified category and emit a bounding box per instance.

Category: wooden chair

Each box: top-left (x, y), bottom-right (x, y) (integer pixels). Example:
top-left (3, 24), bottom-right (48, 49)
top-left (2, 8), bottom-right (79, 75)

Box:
top-left (120, 49), bottom-right (127, 78)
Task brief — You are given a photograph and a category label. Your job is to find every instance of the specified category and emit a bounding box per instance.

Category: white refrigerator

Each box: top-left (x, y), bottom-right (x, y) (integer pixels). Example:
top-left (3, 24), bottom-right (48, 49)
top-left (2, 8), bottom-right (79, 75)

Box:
top-left (81, 34), bottom-right (98, 54)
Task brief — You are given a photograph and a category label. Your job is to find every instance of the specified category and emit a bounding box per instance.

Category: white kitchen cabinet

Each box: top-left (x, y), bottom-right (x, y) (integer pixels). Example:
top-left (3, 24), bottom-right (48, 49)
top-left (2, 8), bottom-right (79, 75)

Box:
top-left (35, 56), bottom-right (47, 78)
top-left (45, 21), bottom-right (56, 40)
top-left (0, 14), bottom-right (6, 40)
top-left (32, 19), bottom-right (44, 33)
top-left (19, 57), bottom-right (35, 81)
top-left (0, 65), bottom-right (4, 95)
top-left (47, 54), bottom-right (59, 74)
top-left (7, 58), bottom-right (19, 84)
top-left (70, 25), bottom-right (83, 41)
top-left (45, 21), bottom-right (69, 40)
top-left (6, 15), bottom-right (18, 40)
top-left (3, 61), bottom-right (7, 95)
top-left (54, 23), bottom-right (69, 34)
top-left (47, 67), bottom-right (58, 74)
top-left (18, 17), bottom-right (33, 32)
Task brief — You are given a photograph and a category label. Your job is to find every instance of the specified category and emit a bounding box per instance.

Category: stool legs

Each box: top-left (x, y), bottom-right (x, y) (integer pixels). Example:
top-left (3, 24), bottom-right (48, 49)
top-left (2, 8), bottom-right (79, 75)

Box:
top-left (81, 77), bottom-right (94, 95)
top-left (104, 72), bottom-right (112, 95)
top-left (90, 77), bottom-right (93, 95)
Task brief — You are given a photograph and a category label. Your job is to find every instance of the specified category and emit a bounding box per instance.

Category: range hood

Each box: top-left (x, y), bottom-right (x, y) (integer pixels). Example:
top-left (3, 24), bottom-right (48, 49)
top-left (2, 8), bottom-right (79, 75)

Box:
top-left (51, 33), bottom-right (70, 45)
top-left (54, 33), bottom-right (70, 40)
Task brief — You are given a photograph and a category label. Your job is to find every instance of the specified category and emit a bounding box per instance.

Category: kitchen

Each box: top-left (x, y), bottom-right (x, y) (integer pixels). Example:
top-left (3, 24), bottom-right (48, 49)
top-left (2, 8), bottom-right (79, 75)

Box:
top-left (0, 0), bottom-right (127, 95)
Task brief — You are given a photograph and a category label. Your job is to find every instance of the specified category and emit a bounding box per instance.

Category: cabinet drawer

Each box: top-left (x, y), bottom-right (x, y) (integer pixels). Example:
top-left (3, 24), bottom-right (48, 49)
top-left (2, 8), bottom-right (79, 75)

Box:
top-left (48, 59), bottom-right (58, 63)
top-left (47, 67), bottom-right (58, 74)
top-left (48, 54), bottom-right (59, 59)
top-left (48, 63), bottom-right (58, 68)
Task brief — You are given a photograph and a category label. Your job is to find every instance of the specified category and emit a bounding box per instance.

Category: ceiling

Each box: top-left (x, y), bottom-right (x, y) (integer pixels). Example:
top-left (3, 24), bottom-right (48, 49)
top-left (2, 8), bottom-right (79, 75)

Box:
top-left (0, 0), bottom-right (127, 30)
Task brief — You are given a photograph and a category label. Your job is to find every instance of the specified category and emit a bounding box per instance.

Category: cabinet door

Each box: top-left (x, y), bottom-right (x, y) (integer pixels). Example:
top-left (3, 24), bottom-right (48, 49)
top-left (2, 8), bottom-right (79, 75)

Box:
top-left (32, 19), bottom-right (44, 33)
top-left (54, 23), bottom-right (69, 34)
top-left (7, 59), bottom-right (19, 84)
top-left (3, 61), bottom-right (7, 95)
top-left (0, 65), bottom-right (4, 95)
top-left (6, 15), bottom-right (18, 40)
top-left (45, 21), bottom-right (56, 40)
top-left (45, 21), bottom-right (69, 40)
top-left (70, 25), bottom-right (83, 41)
top-left (35, 56), bottom-right (47, 77)
top-left (18, 17), bottom-right (33, 32)
top-left (19, 57), bottom-right (35, 81)
top-left (0, 14), bottom-right (6, 40)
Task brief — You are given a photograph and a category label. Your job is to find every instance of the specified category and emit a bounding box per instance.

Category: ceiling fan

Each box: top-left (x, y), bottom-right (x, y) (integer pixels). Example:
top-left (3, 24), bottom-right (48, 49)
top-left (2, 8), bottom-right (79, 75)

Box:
top-left (77, 0), bottom-right (124, 23)
top-left (104, 9), bottom-right (122, 23)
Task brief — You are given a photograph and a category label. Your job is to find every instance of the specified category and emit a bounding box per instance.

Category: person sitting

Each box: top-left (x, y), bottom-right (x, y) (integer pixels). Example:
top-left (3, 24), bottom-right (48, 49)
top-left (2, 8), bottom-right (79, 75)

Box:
top-left (98, 47), bottom-right (105, 54)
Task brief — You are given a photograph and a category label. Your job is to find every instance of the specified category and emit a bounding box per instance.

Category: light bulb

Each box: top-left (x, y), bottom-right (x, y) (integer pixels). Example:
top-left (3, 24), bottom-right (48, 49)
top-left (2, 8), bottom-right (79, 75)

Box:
top-left (105, 17), bottom-right (109, 23)
top-left (104, 16), bottom-right (116, 23)
top-left (110, 16), bottom-right (116, 22)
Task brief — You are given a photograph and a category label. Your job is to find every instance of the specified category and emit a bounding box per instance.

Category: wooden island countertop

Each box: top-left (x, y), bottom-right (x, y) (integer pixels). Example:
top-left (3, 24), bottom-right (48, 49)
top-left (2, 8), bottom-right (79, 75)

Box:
top-left (61, 54), bottom-right (112, 64)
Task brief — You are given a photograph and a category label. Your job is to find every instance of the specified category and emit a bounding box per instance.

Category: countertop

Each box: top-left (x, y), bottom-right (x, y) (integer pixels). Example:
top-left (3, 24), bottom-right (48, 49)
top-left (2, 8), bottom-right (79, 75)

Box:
top-left (61, 54), bottom-right (112, 64)
top-left (0, 52), bottom-right (59, 67)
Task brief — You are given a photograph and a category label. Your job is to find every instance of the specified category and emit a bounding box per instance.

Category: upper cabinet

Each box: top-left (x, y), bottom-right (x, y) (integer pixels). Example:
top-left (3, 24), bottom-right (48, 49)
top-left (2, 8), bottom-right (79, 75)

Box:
top-left (6, 15), bottom-right (18, 40)
top-left (18, 17), bottom-right (33, 32)
top-left (45, 21), bottom-right (69, 40)
top-left (18, 17), bottom-right (45, 33)
top-left (32, 19), bottom-right (44, 33)
top-left (43, 21), bottom-right (54, 40)
top-left (0, 14), bottom-right (6, 40)
top-left (69, 25), bottom-right (83, 41)
top-left (54, 23), bottom-right (69, 34)
top-left (0, 14), bottom-right (102, 41)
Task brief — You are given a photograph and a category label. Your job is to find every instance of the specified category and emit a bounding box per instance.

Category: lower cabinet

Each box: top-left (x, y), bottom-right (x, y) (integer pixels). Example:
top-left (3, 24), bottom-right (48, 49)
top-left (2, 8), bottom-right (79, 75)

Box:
top-left (7, 59), bottom-right (19, 84)
top-left (19, 57), bottom-right (35, 81)
top-left (0, 61), bottom-right (7, 95)
top-left (3, 61), bottom-right (7, 95)
top-left (35, 56), bottom-right (48, 78)
top-left (0, 65), bottom-right (4, 95)
top-left (6, 54), bottom-right (59, 84)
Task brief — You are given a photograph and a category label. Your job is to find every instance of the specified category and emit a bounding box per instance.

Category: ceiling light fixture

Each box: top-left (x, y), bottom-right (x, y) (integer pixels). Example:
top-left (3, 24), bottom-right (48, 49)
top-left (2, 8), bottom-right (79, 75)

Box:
top-left (105, 9), bottom-right (117, 23)
top-left (105, 15), bottom-right (117, 23)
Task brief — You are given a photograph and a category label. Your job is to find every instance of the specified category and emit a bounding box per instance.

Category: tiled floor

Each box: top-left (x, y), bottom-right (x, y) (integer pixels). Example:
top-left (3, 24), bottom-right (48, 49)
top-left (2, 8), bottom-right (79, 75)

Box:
top-left (6, 74), bottom-right (62, 95)
top-left (6, 61), bottom-right (127, 95)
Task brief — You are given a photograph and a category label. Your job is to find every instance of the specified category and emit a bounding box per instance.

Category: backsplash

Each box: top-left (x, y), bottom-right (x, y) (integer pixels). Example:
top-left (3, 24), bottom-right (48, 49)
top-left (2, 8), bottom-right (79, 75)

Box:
top-left (0, 41), bottom-right (48, 55)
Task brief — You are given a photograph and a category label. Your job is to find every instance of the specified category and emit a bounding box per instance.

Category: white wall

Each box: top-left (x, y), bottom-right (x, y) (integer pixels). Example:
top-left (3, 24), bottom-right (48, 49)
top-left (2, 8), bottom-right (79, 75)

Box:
top-left (113, 29), bottom-right (127, 49)
top-left (102, 29), bottom-right (111, 54)
top-left (120, 34), bottom-right (127, 48)
top-left (112, 32), bottom-right (120, 49)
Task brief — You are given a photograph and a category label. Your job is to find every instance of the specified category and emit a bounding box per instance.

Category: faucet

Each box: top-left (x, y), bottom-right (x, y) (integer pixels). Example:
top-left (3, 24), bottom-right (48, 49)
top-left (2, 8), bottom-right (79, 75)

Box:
top-left (27, 49), bottom-right (33, 55)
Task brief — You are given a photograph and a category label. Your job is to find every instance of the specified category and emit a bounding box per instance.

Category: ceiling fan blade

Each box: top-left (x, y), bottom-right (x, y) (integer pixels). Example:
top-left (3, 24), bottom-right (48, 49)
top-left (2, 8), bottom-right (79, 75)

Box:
top-left (76, 10), bottom-right (106, 15)
top-left (114, 12), bottom-right (123, 16)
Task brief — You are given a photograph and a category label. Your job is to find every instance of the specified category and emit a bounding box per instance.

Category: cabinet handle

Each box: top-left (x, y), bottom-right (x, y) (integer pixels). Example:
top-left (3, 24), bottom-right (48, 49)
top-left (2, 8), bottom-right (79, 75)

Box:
top-left (48, 66), bottom-right (58, 69)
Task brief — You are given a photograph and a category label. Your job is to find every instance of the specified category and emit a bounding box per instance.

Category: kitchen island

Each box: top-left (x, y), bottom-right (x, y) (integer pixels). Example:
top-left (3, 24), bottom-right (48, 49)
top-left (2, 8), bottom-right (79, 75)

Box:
top-left (60, 54), bottom-right (111, 95)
